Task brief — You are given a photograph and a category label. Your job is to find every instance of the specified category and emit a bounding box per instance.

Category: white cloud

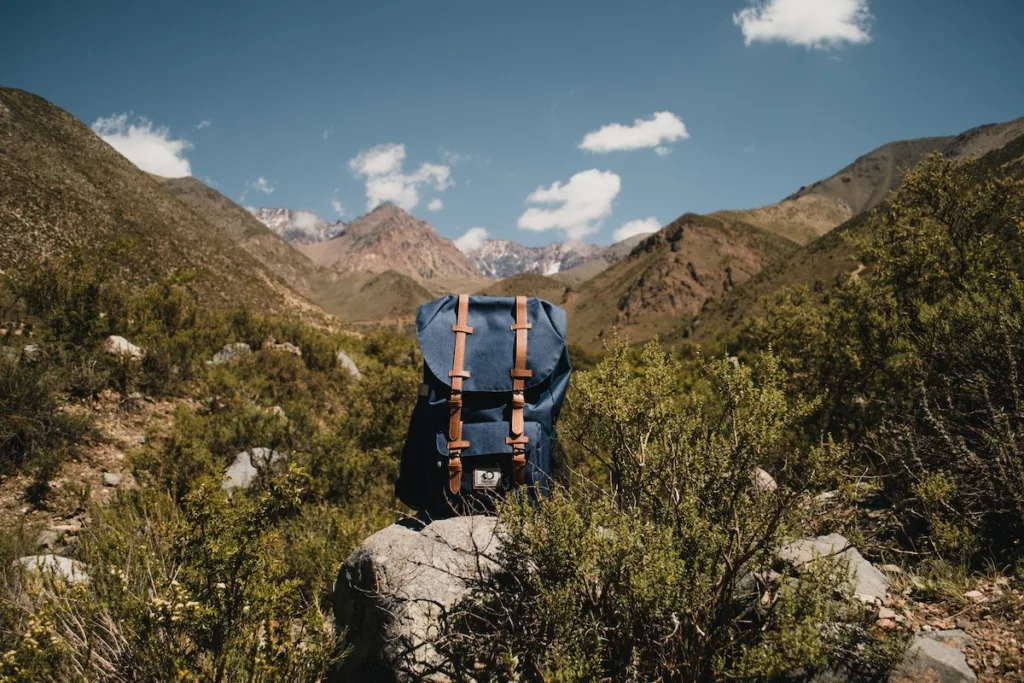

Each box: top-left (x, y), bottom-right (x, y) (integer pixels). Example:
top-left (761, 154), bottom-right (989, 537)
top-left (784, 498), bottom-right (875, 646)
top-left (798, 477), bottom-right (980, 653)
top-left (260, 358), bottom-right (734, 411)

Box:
top-left (614, 217), bottom-right (660, 243)
top-left (292, 210), bottom-right (322, 231)
top-left (733, 0), bottom-right (872, 49)
top-left (194, 119), bottom-right (211, 130)
top-left (440, 148), bottom-right (471, 165)
top-left (517, 169), bottom-right (621, 240)
top-left (454, 227), bottom-right (489, 253)
top-left (427, 198), bottom-right (444, 212)
top-left (247, 177), bottom-right (274, 194)
top-left (330, 198), bottom-right (345, 217)
top-left (655, 146), bottom-right (672, 157)
top-left (579, 112), bottom-right (689, 154)
top-left (322, 127), bottom-right (334, 140)
top-left (91, 113), bottom-right (193, 177)
top-left (348, 143), bottom-right (453, 212)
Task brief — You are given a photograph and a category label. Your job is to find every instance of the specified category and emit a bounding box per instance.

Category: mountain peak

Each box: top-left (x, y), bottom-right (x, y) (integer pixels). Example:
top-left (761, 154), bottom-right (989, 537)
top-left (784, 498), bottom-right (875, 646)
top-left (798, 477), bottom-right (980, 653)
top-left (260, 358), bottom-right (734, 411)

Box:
top-left (298, 205), bottom-right (478, 281)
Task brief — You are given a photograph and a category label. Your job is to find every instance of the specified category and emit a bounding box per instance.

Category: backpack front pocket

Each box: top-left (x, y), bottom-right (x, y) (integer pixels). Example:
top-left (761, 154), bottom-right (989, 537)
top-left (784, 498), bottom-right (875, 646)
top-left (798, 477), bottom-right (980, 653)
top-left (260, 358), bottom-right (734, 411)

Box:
top-left (435, 421), bottom-right (544, 499)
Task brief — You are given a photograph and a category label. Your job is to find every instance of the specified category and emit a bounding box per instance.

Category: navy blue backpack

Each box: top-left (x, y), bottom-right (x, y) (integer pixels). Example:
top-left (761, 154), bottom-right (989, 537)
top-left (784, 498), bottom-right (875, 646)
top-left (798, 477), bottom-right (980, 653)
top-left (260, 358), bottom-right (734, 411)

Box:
top-left (396, 294), bottom-right (571, 516)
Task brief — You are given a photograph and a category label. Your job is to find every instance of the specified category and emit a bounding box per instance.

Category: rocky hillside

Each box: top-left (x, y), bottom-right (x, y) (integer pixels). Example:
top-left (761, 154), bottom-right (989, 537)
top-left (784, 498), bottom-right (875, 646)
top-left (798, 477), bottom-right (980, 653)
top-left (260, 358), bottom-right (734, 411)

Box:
top-left (300, 203), bottom-right (481, 281)
top-left (568, 214), bottom-right (797, 350)
top-left (687, 125), bottom-right (1024, 348)
top-left (717, 117), bottom-right (1024, 245)
top-left (553, 232), bottom-right (653, 286)
top-left (251, 207), bottom-right (347, 245)
top-left (0, 87), bottom-right (303, 313)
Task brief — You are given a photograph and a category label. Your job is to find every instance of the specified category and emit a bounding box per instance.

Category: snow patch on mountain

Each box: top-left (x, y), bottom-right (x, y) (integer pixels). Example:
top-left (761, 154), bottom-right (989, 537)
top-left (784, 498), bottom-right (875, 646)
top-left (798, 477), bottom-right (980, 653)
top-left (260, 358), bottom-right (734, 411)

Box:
top-left (251, 207), bottom-right (347, 245)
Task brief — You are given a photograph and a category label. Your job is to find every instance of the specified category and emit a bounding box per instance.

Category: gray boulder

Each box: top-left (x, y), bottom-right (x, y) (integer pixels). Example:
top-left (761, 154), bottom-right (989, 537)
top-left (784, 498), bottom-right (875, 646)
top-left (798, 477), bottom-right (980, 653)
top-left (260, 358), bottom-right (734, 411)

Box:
top-left (21, 344), bottom-right (42, 362)
top-left (103, 335), bottom-right (144, 360)
top-left (12, 555), bottom-right (89, 596)
top-left (336, 351), bottom-right (362, 380)
top-left (778, 533), bottom-right (889, 603)
top-left (890, 635), bottom-right (976, 682)
top-left (221, 447), bottom-right (282, 491)
top-left (922, 629), bottom-right (975, 651)
top-left (753, 467), bottom-right (778, 493)
top-left (207, 342), bottom-right (252, 366)
top-left (334, 515), bottom-right (500, 682)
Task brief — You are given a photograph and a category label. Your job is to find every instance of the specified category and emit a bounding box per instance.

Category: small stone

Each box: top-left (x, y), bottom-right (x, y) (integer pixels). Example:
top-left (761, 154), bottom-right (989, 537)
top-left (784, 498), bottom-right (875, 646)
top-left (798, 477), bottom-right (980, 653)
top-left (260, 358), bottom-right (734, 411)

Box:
top-left (136, 434), bottom-right (147, 445)
top-left (207, 342), bottom-right (252, 366)
top-left (964, 590), bottom-right (984, 601)
top-left (102, 472), bottom-right (122, 487)
top-left (103, 335), bottom-right (144, 360)
top-left (336, 351), bottom-right (362, 380)
top-left (921, 624), bottom-right (934, 632)
top-left (895, 615), bottom-right (907, 624)
top-left (752, 467), bottom-right (778, 493)
top-left (12, 555), bottom-right (90, 588)
top-left (815, 490), bottom-right (840, 503)
top-left (50, 522), bottom-right (82, 535)
top-left (877, 618), bottom-right (897, 629)
top-left (878, 606), bottom-right (897, 620)
top-left (35, 529), bottom-right (60, 550)
top-left (222, 448), bottom-right (283, 491)
top-left (21, 344), bottom-right (42, 362)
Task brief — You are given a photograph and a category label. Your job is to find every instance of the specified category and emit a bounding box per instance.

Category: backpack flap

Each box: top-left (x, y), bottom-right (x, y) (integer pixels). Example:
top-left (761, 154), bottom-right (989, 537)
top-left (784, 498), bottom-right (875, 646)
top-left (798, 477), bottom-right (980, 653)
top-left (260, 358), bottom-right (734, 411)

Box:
top-left (415, 295), bottom-right (567, 392)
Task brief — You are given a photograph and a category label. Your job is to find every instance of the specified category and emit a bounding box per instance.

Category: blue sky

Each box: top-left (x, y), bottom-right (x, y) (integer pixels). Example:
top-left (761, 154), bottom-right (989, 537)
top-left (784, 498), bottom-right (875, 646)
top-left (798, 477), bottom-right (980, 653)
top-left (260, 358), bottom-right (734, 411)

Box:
top-left (3, 0), bottom-right (1023, 247)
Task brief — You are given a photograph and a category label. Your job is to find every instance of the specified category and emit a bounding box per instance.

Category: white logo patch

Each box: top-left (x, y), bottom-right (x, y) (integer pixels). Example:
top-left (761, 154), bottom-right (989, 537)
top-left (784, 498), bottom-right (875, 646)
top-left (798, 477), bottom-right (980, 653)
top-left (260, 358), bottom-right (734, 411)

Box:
top-left (473, 467), bottom-right (502, 489)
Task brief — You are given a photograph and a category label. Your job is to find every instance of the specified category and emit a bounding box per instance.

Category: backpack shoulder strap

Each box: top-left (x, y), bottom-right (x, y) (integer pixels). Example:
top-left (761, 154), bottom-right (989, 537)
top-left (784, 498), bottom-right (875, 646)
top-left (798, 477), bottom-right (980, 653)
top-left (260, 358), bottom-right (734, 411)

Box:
top-left (447, 294), bottom-right (473, 494)
top-left (507, 295), bottom-right (533, 485)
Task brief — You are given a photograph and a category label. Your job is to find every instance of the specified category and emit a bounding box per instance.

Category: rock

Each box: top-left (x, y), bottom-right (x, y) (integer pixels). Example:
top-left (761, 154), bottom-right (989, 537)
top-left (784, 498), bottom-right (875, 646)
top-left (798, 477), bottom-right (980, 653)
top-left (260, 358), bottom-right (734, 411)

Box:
top-left (221, 447), bottom-right (283, 491)
top-left (815, 490), bottom-right (841, 504)
top-left (103, 335), bottom-right (144, 360)
top-left (922, 629), bottom-right (975, 651)
top-left (102, 472), bottom-right (122, 487)
top-left (262, 336), bottom-right (302, 357)
top-left (12, 555), bottom-right (90, 593)
top-left (334, 516), bottom-right (500, 682)
top-left (336, 351), bottom-right (363, 380)
top-left (878, 606), bottom-right (897, 620)
top-left (274, 341), bottom-right (302, 357)
top-left (21, 344), bottom-right (42, 362)
top-left (35, 529), bottom-right (61, 550)
top-left (207, 342), bottom-right (252, 366)
top-left (890, 635), bottom-right (977, 682)
top-left (50, 521), bottom-right (82, 535)
top-left (778, 533), bottom-right (889, 602)
top-left (964, 590), bottom-right (984, 601)
top-left (753, 467), bottom-right (778, 493)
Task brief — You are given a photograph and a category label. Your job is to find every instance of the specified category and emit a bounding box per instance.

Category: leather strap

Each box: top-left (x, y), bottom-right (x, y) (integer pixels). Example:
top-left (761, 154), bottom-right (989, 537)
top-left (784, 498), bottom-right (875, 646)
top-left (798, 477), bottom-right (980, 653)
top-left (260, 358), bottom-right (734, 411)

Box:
top-left (447, 294), bottom-right (472, 494)
top-left (506, 296), bottom-right (532, 485)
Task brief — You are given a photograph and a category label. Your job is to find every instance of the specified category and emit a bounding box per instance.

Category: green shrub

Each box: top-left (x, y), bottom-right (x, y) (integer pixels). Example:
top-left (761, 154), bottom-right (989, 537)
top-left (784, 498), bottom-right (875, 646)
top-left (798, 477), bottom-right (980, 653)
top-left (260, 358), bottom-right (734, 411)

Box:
top-left (0, 358), bottom-right (92, 492)
top-left (1, 471), bottom-right (343, 681)
top-left (743, 155), bottom-right (1024, 562)
top-left (437, 343), bottom-right (902, 681)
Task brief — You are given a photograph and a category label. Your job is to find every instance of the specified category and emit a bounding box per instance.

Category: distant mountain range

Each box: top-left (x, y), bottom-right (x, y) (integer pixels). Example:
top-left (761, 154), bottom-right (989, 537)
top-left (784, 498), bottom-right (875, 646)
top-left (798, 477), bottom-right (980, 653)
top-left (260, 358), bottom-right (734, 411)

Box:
top-left (251, 207), bottom-right (347, 245)
top-left (252, 205), bottom-right (652, 282)
top-left (4, 85), bottom-right (1022, 350)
